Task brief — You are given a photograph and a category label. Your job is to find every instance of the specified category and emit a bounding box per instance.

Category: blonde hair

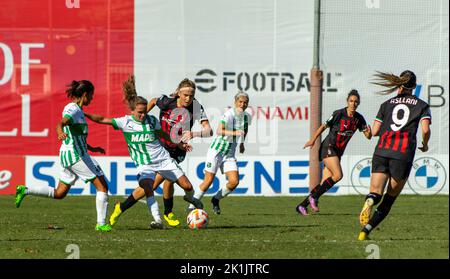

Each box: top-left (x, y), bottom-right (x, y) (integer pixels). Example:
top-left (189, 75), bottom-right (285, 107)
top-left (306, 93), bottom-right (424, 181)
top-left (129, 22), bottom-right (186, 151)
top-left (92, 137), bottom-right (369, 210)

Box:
top-left (234, 91), bottom-right (249, 102)
top-left (170, 78), bottom-right (196, 98)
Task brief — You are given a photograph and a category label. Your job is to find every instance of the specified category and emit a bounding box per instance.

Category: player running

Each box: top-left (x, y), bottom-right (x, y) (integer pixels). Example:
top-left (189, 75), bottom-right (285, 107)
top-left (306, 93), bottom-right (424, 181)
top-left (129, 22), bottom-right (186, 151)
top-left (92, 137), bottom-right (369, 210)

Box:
top-left (188, 91), bottom-right (251, 214)
top-left (358, 70), bottom-right (431, 240)
top-left (296, 89), bottom-right (372, 215)
top-left (109, 78), bottom-right (212, 227)
top-left (15, 80), bottom-right (112, 231)
top-left (85, 75), bottom-right (204, 229)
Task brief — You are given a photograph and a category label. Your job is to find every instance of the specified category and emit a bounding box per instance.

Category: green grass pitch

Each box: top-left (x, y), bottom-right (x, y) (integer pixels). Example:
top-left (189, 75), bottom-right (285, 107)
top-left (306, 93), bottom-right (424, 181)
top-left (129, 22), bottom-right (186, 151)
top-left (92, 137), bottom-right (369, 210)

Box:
top-left (0, 195), bottom-right (448, 259)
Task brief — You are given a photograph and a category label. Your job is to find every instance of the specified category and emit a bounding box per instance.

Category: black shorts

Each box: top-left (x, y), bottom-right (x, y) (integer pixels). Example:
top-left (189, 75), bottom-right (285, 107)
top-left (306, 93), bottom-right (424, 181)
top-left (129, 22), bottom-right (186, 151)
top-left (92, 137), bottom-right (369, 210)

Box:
top-left (165, 146), bottom-right (186, 163)
top-left (319, 143), bottom-right (342, 161)
top-left (371, 154), bottom-right (413, 181)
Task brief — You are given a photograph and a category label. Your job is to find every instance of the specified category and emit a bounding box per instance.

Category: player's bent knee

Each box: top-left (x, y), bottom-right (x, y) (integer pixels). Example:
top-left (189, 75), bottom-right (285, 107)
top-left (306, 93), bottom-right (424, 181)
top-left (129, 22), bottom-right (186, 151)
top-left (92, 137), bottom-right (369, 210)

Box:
top-left (228, 180), bottom-right (239, 189)
top-left (54, 191), bottom-right (67, 199)
top-left (333, 174), bottom-right (343, 182)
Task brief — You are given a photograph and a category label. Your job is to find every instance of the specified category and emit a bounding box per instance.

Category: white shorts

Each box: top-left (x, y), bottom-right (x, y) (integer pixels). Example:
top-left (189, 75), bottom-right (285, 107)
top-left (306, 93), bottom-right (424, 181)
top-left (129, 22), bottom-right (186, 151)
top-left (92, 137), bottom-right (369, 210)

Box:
top-left (204, 149), bottom-right (238, 175)
top-left (59, 156), bottom-right (104, 185)
top-left (137, 158), bottom-right (185, 182)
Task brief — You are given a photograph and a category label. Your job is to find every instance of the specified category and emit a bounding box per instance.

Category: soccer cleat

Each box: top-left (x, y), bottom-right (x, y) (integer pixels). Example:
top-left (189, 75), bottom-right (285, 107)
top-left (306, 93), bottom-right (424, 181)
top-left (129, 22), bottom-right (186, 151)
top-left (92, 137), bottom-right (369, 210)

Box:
top-left (163, 212), bottom-right (180, 227)
top-left (186, 205), bottom-right (195, 213)
top-left (359, 198), bottom-right (374, 227)
top-left (109, 202), bottom-right (122, 226)
top-left (211, 197), bottom-right (221, 215)
top-left (308, 196), bottom-right (320, 213)
top-left (95, 224), bottom-right (112, 231)
top-left (184, 195), bottom-right (204, 209)
top-left (149, 221), bottom-right (164, 230)
top-left (358, 231), bottom-right (368, 241)
top-left (192, 198), bottom-right (204, 209)
top-left (296, 204), bottom-right (309, 216)
top-left (15, 185), bottom-right (27, 208)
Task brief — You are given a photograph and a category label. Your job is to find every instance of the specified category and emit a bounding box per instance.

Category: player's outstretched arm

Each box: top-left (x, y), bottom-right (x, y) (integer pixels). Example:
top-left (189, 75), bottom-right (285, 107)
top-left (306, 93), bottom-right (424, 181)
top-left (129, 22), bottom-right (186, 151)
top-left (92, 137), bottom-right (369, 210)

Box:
top-left (371, 121), bottom-right (382, 137)
top-left (181, 120), bottom-right (213, 142)
top-left (56, 117), bottom-right (71, 140)
top-left (196, 120), bottom-right (213, 138)
top-left (84, 112), bottom-right (113, 125)
top-left (146, 97), bottom-right (158, 113)
top-left (303, 123), bottom-right (327, 149)
top-left (363, 124), bottom-right (372, 139)
top-left (87, 144), bottom-right (105, 154)
top-left (418, 119), bottom-right (431, 152)
top-left (217, 123), bottom-right (244, 137)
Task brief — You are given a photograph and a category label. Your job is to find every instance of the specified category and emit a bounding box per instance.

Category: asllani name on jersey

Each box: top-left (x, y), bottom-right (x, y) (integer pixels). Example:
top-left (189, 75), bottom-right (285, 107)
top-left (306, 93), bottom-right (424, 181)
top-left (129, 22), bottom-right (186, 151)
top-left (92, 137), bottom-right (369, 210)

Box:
top-left (390, 97), bottom-right (418, 105)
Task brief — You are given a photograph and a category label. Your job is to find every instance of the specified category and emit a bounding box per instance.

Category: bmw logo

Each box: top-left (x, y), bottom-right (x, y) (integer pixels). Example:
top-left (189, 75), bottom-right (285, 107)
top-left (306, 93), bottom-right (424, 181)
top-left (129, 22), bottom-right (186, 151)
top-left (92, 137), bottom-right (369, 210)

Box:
top-left (351, 158), bottom-right (372, 195)
top-left (407, 157), bottom-right (447, 194)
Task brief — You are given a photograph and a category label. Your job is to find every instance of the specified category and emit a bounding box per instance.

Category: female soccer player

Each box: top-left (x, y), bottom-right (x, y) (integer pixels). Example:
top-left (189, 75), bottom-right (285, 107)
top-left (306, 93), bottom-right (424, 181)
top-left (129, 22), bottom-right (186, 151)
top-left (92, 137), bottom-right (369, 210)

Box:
top-left (296, 89), bottom-right (372, 215)
top-left (85, 76), bottom-right (204, 229)
top-left (15, 80), bottom-right (112, 231)
top-left (111, 78), bottom-right (212, 227)
top-left (358, 70), bottom-right (431, 240)
top-left (188, 91), bottom-right (251, 214)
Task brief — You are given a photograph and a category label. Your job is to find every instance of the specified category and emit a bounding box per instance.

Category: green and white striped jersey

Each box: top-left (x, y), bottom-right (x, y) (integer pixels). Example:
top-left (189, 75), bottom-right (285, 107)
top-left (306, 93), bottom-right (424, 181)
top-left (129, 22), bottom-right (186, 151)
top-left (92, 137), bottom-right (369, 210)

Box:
top-left (209, 108), bottom-right (252, 156)
top-left (112, 114), bottom-right (171, 166)
top-left (59, 102), bottom-right (89, 167)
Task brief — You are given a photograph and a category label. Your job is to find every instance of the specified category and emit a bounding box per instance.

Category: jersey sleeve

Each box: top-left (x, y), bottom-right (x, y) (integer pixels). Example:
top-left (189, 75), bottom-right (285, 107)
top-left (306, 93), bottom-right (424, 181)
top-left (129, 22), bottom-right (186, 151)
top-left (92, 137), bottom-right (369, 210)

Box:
top-left (324, 110), bottom-right (338, 127)
top-left (62, 105), bottom-right (78, 124)
top-left (220, 110), bottom-right (232, 126)
top-left (374, 103), bottom-right (385, 124)
top-left (193, 101), bottom-right (209, 123)
top-left (357, 115), bottom-right (368, 132)
top-left (420, 105), bottom-right (432, 124)
top-left (111, 116), bottom-right (127, 130)
top-left (149, 115), bottom-right (162, 130)
top-left (155, 94), bottom-right (170, 110)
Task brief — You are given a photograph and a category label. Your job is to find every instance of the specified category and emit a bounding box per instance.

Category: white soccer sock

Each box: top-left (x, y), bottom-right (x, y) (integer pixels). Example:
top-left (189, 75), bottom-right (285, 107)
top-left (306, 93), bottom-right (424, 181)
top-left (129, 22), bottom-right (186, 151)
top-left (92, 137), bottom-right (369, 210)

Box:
top-left (194, 190), bottom-right (205, 201)
top-left (214, 187), bottom-right (232, 200)
top-left (25, 185), bottom-right (55, 198)
top-left (146, 196), bottom-right (162, 223)
top-left (96, 191), bottom-right (109, 225)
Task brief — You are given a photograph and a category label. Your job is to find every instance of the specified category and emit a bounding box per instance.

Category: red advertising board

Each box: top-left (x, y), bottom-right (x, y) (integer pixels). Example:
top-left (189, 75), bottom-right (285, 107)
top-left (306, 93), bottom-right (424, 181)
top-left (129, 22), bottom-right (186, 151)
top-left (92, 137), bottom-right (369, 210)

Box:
top-left (0, 155), bottom-right (25, 194)
top-left (0, 0), bottom-right (134, 156)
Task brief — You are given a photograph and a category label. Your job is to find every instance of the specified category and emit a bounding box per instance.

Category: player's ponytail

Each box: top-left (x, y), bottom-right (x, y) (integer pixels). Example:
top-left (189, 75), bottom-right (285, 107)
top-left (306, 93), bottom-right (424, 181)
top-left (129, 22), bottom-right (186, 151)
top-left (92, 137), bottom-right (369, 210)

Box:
top-left (122, 75), bottom-right (147, 110)
top-left (372, 70), bottom-right (416, 95)
top-left (66, 80), bottom-right (94, 99)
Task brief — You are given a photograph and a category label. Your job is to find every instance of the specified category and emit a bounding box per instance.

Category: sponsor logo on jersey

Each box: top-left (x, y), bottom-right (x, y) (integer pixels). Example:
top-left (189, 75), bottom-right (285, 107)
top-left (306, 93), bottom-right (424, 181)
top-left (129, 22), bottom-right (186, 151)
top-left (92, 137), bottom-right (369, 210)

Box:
top-left (131, 133), bottom-right (155, 143)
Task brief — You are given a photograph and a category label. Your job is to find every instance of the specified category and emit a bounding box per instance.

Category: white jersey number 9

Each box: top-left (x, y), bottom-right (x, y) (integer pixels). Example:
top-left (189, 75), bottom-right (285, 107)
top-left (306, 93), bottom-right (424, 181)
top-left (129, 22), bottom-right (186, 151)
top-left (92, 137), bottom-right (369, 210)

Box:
top-left (390, 104), bottom-right (410, 131)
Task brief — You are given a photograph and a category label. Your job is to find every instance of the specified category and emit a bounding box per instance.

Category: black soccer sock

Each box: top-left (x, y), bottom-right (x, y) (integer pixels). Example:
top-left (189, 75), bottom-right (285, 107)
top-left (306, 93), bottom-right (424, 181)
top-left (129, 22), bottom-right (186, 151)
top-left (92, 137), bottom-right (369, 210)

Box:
top-left (298, 185), bottom-right (320, 207)
top-left (311, 178), bottom-right (336, 200)
top-left (310, 185), bottom-right (319, 195)
top-left (365, 192), bottom-right (382, 205)
top-left (363, 194), bottom-right (397, 234)
top-left (120, 195), bottom-right (137, 212)
top-left (163, 197), bottom-right (174, 216)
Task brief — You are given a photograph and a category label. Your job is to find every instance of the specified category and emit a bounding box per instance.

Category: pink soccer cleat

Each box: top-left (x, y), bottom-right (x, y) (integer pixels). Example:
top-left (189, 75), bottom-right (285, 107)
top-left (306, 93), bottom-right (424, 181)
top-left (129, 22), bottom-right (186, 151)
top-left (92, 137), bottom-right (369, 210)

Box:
top-left (308, 196), bottom-right (320, 212)
top-left (296, 205), bottom-right (309, 216)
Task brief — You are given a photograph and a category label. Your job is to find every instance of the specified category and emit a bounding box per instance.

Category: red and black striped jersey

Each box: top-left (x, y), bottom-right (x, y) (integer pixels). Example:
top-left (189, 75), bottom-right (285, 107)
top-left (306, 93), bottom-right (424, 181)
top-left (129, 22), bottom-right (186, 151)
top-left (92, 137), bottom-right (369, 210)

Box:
top-left (322, 108), bottom-right (368, 154)
top-left (156, 95), bottom-right (208, 149)
top-left (373, 93), bottom-right (431, 161)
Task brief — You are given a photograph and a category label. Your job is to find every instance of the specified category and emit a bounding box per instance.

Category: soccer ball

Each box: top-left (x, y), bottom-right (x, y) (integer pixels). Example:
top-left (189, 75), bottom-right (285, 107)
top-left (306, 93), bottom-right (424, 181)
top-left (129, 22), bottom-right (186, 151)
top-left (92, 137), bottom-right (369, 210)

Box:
top-left (187, 209), bottom-right (209, 230)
